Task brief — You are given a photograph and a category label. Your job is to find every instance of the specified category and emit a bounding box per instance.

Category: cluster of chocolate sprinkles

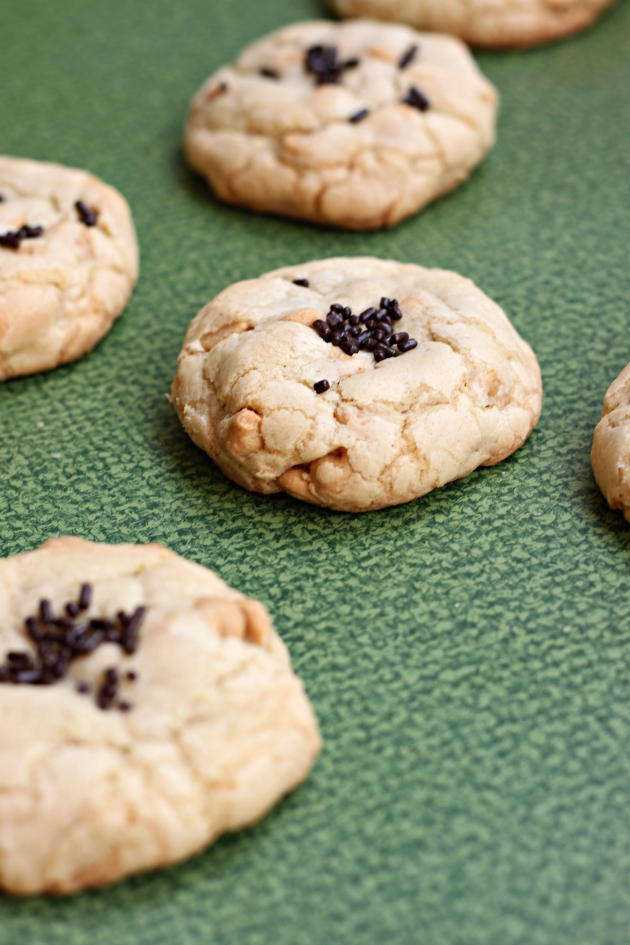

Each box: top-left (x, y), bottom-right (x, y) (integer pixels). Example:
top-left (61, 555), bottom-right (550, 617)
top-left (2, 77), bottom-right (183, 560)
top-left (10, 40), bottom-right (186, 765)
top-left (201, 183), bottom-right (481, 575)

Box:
top-left (402, 85), bottom-right (430, 112)
top-left (75, 200), bottom-right (98, 227)
top-left (0, 224), bottom-right (44, 251)
top-left (0, 583), bottom-right (144, 712)
top-left (305, 45), bottom-right (359, 85)
top-left (312, 296), bottom-right (418, 375)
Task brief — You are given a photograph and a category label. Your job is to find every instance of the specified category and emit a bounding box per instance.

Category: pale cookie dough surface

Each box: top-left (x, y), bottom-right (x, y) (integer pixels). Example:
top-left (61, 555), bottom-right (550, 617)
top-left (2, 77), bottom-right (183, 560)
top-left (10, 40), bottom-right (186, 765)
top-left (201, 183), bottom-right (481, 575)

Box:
top-left (172, 257), bottom-right (542, 513)
top-left (184, 20), bottom-right (497, 230)
top-left (592, 362), bottom-right (630, 522)
top-left (328, 0), bottom-right (617, 48)
top-left (0, 537), bottom-right (321, 895)
top-left (0, 157), bottom-right (138, 381)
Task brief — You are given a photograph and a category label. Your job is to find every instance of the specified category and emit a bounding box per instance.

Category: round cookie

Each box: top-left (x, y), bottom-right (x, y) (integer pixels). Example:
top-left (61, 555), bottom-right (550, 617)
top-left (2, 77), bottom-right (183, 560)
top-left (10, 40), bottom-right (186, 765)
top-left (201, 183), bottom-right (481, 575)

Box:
top-left (592, 362), bottom-right (630, 522)
top-left (171, 257), bottom-right (542, 513)
top-left (0, 537), bottom-right (321, 895)
top-left (0, 157), bottom-right (138, 381)
top-left (327, 0), bottom-right (617, 48)
top-left (184, 20), bottom-right (497, 230)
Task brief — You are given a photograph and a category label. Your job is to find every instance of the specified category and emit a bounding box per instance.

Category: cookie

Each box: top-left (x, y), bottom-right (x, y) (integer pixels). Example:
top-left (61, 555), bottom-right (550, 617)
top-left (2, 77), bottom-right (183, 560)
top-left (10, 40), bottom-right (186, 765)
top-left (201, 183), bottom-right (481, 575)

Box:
top-left (0, 537), bottom-right (321, 895)
top-left (591, 363), bottom-right (630, 522)
top-left (171, 257), bottom-right (542, 513)
top-left (183, 20), bottom-right (497, 230)
top-left (0, 157), bottom-right (138, 381)
top-left (328, 0), bottom-right (617, 48)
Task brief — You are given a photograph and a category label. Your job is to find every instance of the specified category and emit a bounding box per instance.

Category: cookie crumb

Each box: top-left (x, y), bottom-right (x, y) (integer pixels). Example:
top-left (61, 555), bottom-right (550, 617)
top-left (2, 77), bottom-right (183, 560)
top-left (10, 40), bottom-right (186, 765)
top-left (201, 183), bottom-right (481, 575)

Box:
top-left (562, 626), bottom-right (571, 633)
top-left (50, 453), bottom-right (61, 459)
top-left (314, 379), bottom-right (330, 394)
top-left (399, 44), bottom-right (419, 69)
top-left (37, 422), bottom-right (44, 428)
top-left (402, 86), bottom-right (430, 111)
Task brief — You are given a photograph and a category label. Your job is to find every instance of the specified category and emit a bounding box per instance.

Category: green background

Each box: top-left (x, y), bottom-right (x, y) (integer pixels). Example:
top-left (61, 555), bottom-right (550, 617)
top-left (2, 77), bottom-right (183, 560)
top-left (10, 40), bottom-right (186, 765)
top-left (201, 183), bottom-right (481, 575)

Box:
top-left (1, 0), bottom-right (629, 941)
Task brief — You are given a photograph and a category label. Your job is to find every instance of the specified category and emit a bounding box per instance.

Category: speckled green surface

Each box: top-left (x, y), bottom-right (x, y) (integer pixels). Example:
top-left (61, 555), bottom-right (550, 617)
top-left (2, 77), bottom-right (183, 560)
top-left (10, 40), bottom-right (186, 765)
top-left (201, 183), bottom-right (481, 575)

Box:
top-left (0, 0), bottom-right (630, 942)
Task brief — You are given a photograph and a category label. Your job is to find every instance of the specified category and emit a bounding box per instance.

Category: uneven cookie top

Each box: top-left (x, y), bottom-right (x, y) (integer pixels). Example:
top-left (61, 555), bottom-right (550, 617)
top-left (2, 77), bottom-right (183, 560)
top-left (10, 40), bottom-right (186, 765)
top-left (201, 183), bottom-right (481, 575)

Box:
top-left (328, 0), bottom-right (617, 48)
top-left (172, 257), bottom-right (542, 513)
top-left (184, 20), bottom-right (497, 229)
top-left (0, 538), bottom-right (320, 895)
top-left (0, 157), bottom-right (138, 381)
top-left (591, 363), bottom-right (630, 523)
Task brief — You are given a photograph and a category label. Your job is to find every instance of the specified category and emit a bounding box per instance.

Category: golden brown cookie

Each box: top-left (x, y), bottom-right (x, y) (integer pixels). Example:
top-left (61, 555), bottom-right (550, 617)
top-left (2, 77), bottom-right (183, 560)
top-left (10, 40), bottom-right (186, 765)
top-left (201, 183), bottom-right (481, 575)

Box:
top-left (0, 537), bottom-right (321, 894)
top-left (0, 157), bottom-right (138, 381)
top-left (184, 20), bottom-right (497, 229)
top-left (328, 0), bottom-right (617, 48)
top-left (172, 257), bottom-right (542, 512)
top-left (592, 362), bottom-right (630, 522)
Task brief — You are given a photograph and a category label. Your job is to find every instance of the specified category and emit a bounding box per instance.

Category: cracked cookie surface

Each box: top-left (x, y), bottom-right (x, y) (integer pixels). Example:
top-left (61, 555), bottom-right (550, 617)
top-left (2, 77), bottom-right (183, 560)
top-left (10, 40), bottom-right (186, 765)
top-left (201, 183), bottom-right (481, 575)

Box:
top-left (183, 20), bottom-right (497, 230)
top-left (328, 0), bottom-right (617, 48)
top-left (592, 363), bottom-right (630, 522)
top-left (0, 537), bottom-right (321, 895)
top-left (0, 157), bottom-right (138, 381)
top-left (172, 257), bottom-right (542, 513)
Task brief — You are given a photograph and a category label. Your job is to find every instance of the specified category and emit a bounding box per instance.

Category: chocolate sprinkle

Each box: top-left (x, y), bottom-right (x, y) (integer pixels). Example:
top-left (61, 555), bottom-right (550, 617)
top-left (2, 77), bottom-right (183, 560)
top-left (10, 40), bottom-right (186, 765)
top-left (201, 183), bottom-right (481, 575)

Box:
top-left (40, 599), bottom-right (53, 624)
top-left (311, 297), bottom-right (418, 360)
top-left (75, 200), bottom-right (98, 227)
top-left (314, 379), bottom-right (330, 394)
top-left (349, 108), bottom-right (370, 124)
top-left (293, 278), bottom-right (309, 287)
top-left (97, 668), bottom-right (119, 710)
top-left (402, 86), bottom-right (430, 112)
top-left (305, 44), bottom-right (360, 85)
top-left (399, 44), bottom-right (419, 69)
top-left (78, 582), bottom-right (92, 610)
top-left (0, 585), bottom-right (147, 711)
top-left (260, 67), bottom-right (279, 79)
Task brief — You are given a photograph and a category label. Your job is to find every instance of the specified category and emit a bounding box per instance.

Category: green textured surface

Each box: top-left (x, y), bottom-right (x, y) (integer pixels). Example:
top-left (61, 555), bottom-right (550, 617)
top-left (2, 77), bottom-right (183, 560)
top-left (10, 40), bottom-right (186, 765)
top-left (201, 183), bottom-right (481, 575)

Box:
top-left (0, 0), bottom-right (630, 941)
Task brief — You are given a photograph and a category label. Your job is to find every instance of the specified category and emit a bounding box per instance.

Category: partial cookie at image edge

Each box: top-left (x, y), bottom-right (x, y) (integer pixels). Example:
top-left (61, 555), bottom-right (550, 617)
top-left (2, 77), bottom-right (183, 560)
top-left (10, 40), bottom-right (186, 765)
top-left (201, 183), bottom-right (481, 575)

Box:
top-left (592, 362), bottom-right (630, 522)
top-left (0, 156), bottom-right (139, 382)
top-left (0, 537), bottom-right (321, 895)
top-left (327, 0), bottom-right (619, 49)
